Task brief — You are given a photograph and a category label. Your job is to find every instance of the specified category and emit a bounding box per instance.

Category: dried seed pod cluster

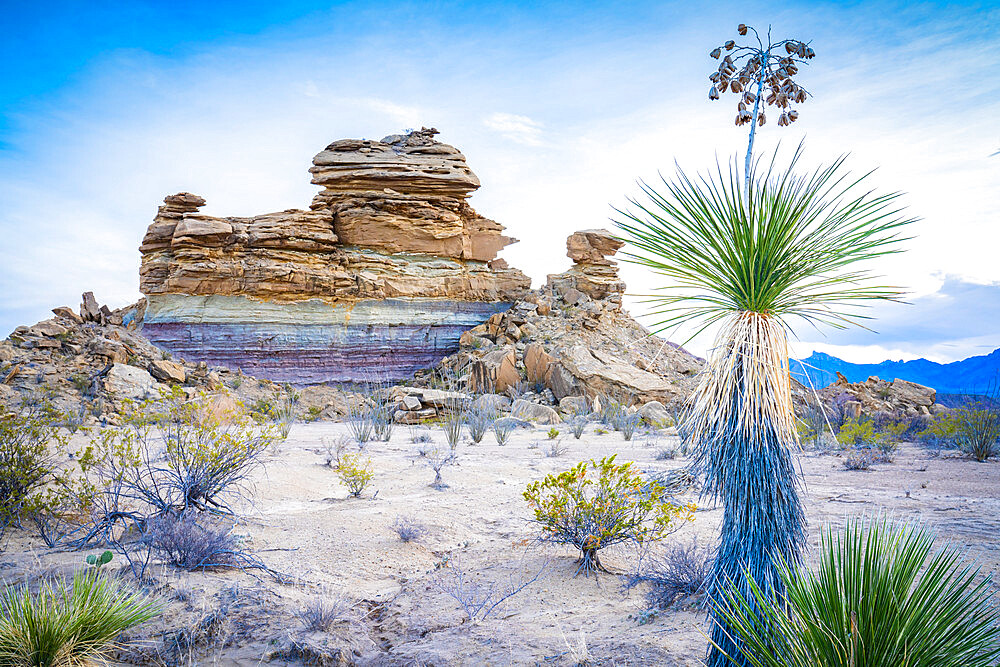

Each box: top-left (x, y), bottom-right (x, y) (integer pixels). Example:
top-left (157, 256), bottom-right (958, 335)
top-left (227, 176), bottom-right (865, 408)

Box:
top-left (707, 24), bottom-right (814, 128)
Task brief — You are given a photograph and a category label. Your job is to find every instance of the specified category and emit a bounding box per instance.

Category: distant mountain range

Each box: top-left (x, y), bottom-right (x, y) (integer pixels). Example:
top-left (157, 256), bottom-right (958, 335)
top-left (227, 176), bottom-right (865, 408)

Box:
top-left (790, 348), bottom-right (1000, 395)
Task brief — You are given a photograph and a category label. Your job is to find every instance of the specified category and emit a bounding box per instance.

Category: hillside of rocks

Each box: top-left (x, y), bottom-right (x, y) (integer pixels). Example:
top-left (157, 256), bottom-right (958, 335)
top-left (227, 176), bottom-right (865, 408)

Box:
top-left (139, 128), bottom-right (529, 384)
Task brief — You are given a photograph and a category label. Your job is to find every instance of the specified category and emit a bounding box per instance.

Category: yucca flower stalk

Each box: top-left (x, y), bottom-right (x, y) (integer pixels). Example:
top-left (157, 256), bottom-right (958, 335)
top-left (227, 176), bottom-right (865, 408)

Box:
top-left (614, 144), bottom-right (914, 667)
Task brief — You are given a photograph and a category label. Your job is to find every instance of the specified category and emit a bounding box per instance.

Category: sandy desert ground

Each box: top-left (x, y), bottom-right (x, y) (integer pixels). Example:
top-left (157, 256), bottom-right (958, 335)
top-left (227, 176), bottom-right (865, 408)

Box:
top-left (3, 422), bottom-right (998, 666)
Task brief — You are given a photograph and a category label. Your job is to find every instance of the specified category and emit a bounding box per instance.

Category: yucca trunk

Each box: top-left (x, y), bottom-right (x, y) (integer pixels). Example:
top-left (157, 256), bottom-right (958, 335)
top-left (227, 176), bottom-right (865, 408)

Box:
top-left (687, 311), bottom-right (806, 667)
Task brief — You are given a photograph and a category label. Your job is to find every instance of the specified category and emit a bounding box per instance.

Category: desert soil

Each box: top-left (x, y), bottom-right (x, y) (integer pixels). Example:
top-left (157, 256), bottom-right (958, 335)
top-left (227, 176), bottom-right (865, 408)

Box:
top-left (3, 423), bottom-right (998, 666)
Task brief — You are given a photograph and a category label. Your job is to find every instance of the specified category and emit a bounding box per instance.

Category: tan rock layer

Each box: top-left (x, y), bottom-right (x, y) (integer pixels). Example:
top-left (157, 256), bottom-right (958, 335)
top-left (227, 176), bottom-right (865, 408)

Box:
top-left (140, 129), bottom-right (526, 301)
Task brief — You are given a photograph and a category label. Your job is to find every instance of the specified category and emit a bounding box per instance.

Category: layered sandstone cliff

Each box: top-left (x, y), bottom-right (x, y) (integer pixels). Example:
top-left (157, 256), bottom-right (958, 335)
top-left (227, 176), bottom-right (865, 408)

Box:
top-left (139, 128), bottom-right (530, 383)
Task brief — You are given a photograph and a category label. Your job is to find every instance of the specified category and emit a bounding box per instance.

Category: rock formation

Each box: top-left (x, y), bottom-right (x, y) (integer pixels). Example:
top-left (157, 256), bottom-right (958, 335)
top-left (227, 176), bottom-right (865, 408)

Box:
top-left (139, 128), bottom-right (530, 383)
top-left (429, 228), bottom-right (705, 408)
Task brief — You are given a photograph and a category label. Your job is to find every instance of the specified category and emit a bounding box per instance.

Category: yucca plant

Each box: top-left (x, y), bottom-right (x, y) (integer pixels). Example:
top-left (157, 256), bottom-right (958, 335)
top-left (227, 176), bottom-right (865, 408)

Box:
top-left (0, 569), bottom-right (161, 665)
top-left (614, 145), bottom-right (914, 666)
top-left (714, 516), bottom-right (1000, 666)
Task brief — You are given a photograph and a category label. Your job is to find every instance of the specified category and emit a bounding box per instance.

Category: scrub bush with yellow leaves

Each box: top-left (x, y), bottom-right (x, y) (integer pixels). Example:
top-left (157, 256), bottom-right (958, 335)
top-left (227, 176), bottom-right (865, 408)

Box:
top-left (335, 454), bottom-right (374, 498)
top-left (523, 455), bottom-right (694, 575)
top-left (83, 388), bottom-right (276, 543)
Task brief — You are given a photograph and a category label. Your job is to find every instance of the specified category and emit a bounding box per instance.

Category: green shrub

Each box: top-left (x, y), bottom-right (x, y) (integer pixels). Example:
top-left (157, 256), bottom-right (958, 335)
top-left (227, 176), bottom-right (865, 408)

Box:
top-left (335, 454), bottom-right (374, 498)
top-left (523, 455), bottom-right (694, 575)
top-left (916, 411), bottom-right (959, 447)
top-left (954, 404), bottom-right (1000, 462)
top-left (547, 427), bottom-right (560, 440)
top-left (835, 417), bottom-right (878, 447)
top-left (713, 516), bottom-right (1000, 666)
top-left (0, 569), bottom-right (161, 665)
top-left (305, 406), bottom-right (323, 422)
top-left (0, 403), bottom-right (69, 538)
top-left (90, 390), bottom-right (276, 518)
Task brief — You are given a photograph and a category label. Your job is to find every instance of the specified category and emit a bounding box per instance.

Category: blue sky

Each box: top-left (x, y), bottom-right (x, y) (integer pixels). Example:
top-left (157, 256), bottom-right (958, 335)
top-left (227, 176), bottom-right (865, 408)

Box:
top-left (1, 0), bottom-right (998, 362)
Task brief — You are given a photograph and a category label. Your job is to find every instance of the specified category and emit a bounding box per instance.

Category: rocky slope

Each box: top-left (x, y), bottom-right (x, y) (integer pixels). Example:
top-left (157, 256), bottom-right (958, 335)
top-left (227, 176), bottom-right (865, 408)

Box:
top-left (421, 229), bottom-right (705, 413)
top-left (139, 128), bottom-right (530, 383)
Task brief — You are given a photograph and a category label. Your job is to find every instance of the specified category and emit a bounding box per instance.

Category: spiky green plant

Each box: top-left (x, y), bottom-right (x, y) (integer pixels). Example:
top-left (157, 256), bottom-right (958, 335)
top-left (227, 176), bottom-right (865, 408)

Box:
top-left (0, 569), bottom-right (161, 666)
top-left (614, 145), bottom-right (913, 666)
top-left (713, 516), bottom-right (1000, 666)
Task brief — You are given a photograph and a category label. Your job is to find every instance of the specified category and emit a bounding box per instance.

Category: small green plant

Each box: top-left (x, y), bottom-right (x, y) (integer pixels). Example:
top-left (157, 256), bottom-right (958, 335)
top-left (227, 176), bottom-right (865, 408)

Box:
top-left (70, 373), bottom-right (91, 394)
top-left (85, 550), bottom-right (114, 570)
top-left (0, 569), bottom-right (161, 665)
top-left (954, 403), bottom-right (1000, 462)
top-left (523, 455), bottom-right (694, 575)
top-left (917, 411), bottom-right (959, 447)
top-left (305, 406), bottom-right (323, 422)
top-left (836, 417), bottom-right (878, 447)
top-left (335, 454), bottom-right (374, 498)
top-left (713, 516), bottom-right (1000, 666)
top-left (230, 375), bottom-right (243, 389)
top-left (594, 427), bottom-right (608, 435)
top-left (547, 428), bottom-right (560, 440)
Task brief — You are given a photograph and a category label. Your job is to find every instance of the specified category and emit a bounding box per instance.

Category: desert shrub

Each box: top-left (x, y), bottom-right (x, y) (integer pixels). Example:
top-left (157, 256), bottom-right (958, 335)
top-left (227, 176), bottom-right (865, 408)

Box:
top-left (366, 378), bottom-right (395, 443)
top-left (465, 404), bottom-right (493, 444)
top-left (796, 406), bottom-right (831, 448)
top-left (492, 416), bottom-right (517, 446)
top-left (617, 412), bottom-right (641, 440)
top-left (568, 416), bottom-right (588, 439)
top-left (62, 403), bottom-right (89, 435)
top-left (432, 560), bottom-right (544, 623)
top-left (141, 512), bottom-right (240, 570)
top-left (391, 515), bottom-right (426, 543)
top-left (249, 398), bottom-right (275, 420)
top-left (843, 449), bottom-right (874, 470)
top-left (523, 455), bottom-right (694, 574)
top-left (0, 569), bottom-right (161, 665)
top-left (321, 435), bottom-right (351, 467)
top-left (655, 447), bottom-right (677, 461)
top-left (272, 394), bottom-right (296, 439)
top-left (0, 403), bottom-right (62, 535)
top-left (425, 445), bottom-right (457, 489)
top-left (410, 428), bottom-right (432, 444)
top-left (442, 409), bottom-right (463, 450)
top-left (714, 516), bottom-right (1000, 666)
top-left (598, 393), bottom-right (627, 428)
top-left (542, 440), bottom-right (568, 457)
top-left (305, 406), bottom-right (323, 422)
top-left (916, 411), bottom-right (960, 448)
top-left (954, 403), bottom-right (1000, 462)
top-left (346, 401), bottom-right (374, 446)
top-left (827, 392), bottom-right (856, 430)
top-left (625, 540), bottom-right (711, 610)
top-left (68, 391), bottom-right (274, 558)
top-left (335, 454), bottom-right (374, 498)
top-left (547, 427), bottom-right (560, 440)
top-left (295, 594), bottom-right (362, 633)
top-left (90, 391), bottom-right (276, 519)
top-left (836, 417), bottom-right (878, 447)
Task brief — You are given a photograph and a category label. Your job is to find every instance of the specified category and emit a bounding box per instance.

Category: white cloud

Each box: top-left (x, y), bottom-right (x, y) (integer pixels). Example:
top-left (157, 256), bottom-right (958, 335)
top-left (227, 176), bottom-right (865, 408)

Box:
top-left (482, 112), bottom-right (544, 146)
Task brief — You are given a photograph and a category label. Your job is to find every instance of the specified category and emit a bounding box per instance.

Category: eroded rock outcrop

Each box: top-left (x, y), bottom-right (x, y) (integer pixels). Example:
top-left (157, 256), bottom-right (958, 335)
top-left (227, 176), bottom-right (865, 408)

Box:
top-left (427, 228), bottom-right (705, 408)
top-left (139, 128), bottom-right (530, 383)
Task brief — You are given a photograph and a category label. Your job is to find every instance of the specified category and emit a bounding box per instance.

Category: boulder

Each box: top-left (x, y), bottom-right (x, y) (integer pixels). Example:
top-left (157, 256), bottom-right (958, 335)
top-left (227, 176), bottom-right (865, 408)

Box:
top-left (640, 400), bottom-right (672, 426)
top-left (51, 307), bottom-right (82, 324)
top-left (149, 359), bottom-right (186, 384)
top-left (80, 292), bottom-right (101, 322)
top-left (27, 320), bottom-right (67, 338)
top-left (104, 363), bottom-right (157, 400)
top-left (471, 393), bottom-right (511, 413)
top-left (559, 395), bottom-right (589, 416)
top-left (400, 395), bottom-right (422, 411)
top-left (565, 229), bottom-right (625, 265)
top-left (470, 348), bottom-right (520, 393)
top-left (524, 343), bottom-right (554, 385)
top-left (511, 399), bottom-right (561, 424)
top-left (555, 345), bottom-right (679, 404)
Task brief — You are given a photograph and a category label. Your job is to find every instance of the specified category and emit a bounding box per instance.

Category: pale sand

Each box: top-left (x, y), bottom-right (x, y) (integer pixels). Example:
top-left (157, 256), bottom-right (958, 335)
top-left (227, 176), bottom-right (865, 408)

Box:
top-left (5, 423), bottom-right (999, 665)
